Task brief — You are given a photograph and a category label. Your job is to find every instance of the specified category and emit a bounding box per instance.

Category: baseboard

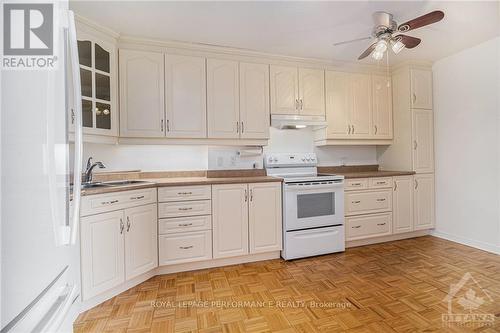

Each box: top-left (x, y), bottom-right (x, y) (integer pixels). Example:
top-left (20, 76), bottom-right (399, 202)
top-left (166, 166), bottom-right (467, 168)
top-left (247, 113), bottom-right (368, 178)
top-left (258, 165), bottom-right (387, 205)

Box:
top-left (431, 230), bottom-right (500, 255)
top-left (346, 230), bottom-right (430, 248)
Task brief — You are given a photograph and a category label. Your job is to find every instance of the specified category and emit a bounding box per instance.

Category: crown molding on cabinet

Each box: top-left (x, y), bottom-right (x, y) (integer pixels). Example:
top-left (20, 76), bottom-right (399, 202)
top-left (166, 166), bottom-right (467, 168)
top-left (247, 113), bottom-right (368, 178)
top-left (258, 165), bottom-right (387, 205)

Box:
top-left (118, 137), bottom-right (269, 146)
top-left (75, 14), bottom-right (120, 40)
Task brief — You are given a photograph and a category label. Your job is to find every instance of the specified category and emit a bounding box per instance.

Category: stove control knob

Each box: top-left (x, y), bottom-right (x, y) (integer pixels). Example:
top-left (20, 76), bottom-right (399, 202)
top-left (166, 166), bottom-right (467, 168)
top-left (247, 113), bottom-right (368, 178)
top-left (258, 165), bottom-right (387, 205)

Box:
top-left (268, 157), bottom-right (273, 163)
top-left (273, 157), bottom-right (278, 162)
top-left (311, 157), bottom-right (316, 161)
top-left (305, 157), bottom-right (310, 162)
top-left (301, 158), bottom-right (306, 162)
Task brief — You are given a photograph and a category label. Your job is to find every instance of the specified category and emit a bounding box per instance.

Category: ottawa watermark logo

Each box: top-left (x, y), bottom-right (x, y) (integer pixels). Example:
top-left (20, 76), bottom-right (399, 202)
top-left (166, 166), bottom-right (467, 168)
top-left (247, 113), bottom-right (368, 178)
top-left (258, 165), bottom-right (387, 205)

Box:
top-left (2, 2), bottom-right (58, 69)
top-left (442, 272), bottom-right (495, 328)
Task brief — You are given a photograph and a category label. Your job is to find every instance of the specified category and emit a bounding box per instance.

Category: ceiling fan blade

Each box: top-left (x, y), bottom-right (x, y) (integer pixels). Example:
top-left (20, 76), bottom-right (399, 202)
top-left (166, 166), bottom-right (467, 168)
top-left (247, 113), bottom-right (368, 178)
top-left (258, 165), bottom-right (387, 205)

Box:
top-left (398, 10), bottom-right (444, 32)
top-left (358, 42), bottom-right (377, 60)
top-left (394, 34), bottom-right (421, 49)
top-left (333, 36), bottom-right (372, 46)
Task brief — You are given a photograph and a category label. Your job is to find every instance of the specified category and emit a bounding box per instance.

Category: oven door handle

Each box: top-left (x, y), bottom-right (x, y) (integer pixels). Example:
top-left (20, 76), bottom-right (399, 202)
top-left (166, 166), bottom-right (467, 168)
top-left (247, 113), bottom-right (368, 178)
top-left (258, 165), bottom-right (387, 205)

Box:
top-left (285, 182), bottom-right (344, 191)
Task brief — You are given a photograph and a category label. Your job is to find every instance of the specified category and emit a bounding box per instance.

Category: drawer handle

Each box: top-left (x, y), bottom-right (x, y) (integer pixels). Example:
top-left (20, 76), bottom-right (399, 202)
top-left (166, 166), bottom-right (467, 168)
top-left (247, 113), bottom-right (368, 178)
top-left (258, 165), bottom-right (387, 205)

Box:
top-left (377, 223), bottom-right (386, 226)
top-left (130, 195), bottom-right (145, 200)
top-left (101, 199), bottom-right (119, 205)
top-left (352, 200), bottom-right (361, 204)
top-left (352, 183), bottom-right (362, 186)
top-left (178, 207), bottom-right (193, 211)
top-left (376, 182), bottom-right (386, 185)
top-left (179, 246), bottom-right (193, 250)
top-left (352, 225), bottom-right (361, 229)
top-left (178, 192), bottom-right (193, 195)
top-left (376, 198), bottom-right (386, 202)
top-left (178, 223), bottom-right (193, 227)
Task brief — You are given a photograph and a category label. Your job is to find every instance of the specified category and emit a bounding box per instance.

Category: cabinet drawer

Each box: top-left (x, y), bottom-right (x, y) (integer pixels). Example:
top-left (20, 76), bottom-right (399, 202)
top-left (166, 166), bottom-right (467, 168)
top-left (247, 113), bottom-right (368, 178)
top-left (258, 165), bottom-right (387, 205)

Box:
top-left (345, 189), bottom-right (392, 216)
top-left (81, 188), bottom-right (157, 216)
top-left (158, 200), bottom-right (211, 218)
top-left (345, 178), bottom-right (368, 191)
top-left (346, 212), bottom-right (392, 241)
top-left (369, 177), bottom-right (393, 189)
top-left (158, 230), bottom-right (212, 265)
top-left (159, 215), bottom-right (212, 234)
top-left (158, 185), bottom-right (211, 202)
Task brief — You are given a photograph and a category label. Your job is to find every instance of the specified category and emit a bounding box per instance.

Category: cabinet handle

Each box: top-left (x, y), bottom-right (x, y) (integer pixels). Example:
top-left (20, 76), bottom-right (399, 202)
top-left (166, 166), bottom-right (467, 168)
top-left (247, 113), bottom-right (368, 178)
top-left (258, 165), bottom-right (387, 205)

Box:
top-left (374, 125), bottom-right (378, 135)
top-left (295, 99), bottom-right (299, 110)
top-left (394, 182), bottom-right (397, 191)
top-left (166, 119), bottom-right (170, 132)
top-left (71, 109), bottom-right (75, 124)
top-left (241, 121), bottom-right (244, 133)
top-left (179, 246), bottom-right (193, 250)
top-left (352, 125), bottom-right (355, 134)
top-left (178, 223), bottom-right (193, 227)
top-left (413, 140), bottom-right (418, 150)
top-left (161, 119), bottom-right (164, 132)
top-left (377, 223), bottom-right (386, 226)
top-left (412, 93), bottom-right (417, 104)
top-left (119, 218), bottom-right (124, 234)
top-left (348, 125), bottom-right (351, 134)
top-left (250, 189), bottom-right (253, 201)
top-left (101, 199), bottom-right (119, 205)
top-left (244, 189), bottom-right (248, 202)
top-left (352, 200), bottom-right (361, 204)
top-left (352, 225), bottom-right (361, 229)
top-left (300, 99), bottom-right (303, 110)
top-left (415, 179), bottom-right (419, 190)
top-left (236, 121), bottom-right (240, 133)
top-left (178, 207), bottom-right (193, 211)
top-left (130, 195), bottom-right (144, 200)
top-left (177, 192), bottom-right (193, 195)
top-left (352, 183), bottom-right (361, 186)
top-left (126, 216), bottom-right (131, 232)
top-left (376, 181), bottom-right (386, 185)
top-left (376, 198), bottom-right (386, 202)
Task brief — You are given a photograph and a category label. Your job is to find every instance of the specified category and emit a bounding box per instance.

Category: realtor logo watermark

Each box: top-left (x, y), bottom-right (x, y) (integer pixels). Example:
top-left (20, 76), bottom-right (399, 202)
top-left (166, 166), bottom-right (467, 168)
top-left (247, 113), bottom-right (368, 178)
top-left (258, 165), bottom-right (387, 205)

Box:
top-left (2, 2), bottom-right (58, 69)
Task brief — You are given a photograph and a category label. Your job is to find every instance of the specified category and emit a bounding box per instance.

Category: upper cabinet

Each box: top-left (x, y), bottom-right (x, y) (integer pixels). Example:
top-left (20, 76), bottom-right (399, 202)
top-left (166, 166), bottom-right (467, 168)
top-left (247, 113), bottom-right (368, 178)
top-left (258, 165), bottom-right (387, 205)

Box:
top-left (119, 49), bottom-right (165, 137)
top-left (165, 54), bottom-right (207, 138)
top-left (76, 25), bottom-right (118, 138)
top-left (316, 71), bottom-right (391, 145)
top-left (239, 62), bottom-right (270, 139)
top-left (270, 65), bottom-right (325, 117)
top-left (410, 69), bottom-right (433, 109)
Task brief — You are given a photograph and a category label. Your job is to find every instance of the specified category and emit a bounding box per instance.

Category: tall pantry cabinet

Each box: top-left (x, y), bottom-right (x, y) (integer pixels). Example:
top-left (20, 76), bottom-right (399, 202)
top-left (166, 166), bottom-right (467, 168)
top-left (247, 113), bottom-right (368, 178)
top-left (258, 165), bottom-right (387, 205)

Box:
top-left (378, 65), bottom-right (435, 232)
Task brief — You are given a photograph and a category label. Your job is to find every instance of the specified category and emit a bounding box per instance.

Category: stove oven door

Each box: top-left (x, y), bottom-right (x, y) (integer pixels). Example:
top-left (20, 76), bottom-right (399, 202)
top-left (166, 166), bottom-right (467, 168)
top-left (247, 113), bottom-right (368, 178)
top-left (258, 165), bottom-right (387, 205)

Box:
top-left (284, 181), bottom-right (344, 231)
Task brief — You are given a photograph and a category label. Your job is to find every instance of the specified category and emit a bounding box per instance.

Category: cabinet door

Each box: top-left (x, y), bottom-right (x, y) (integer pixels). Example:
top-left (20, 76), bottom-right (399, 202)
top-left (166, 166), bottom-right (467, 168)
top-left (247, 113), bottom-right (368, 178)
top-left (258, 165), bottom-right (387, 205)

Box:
top-left (239, 62), bottom-right (270, 139)
top-left (325, 71), bottom-right (350, 138)
top-left (410, 69), bottom-right (433, 109)
top-left (124, 204), bottom-right (158, 280)
top-left (298, 68), bottom-right (325, 116)
top-left (165, 54), bottom-right (207, 138)
top-left (212, 184), bottom-right (249, 258)
top-left (119, 49), bottom-right (165, 137)
top-left (270, 65), bottom-right (299, 115)
top-left (372, 75), bottom-right (393, 139)
top-left (392, 176), bottom-right (413, 234)
top-left (412, 109), bottom-right (434, 173)
top-left (350, 73), bottom-right (372, 137)
top-left (207, 59), bottom-right (240, 138)
top-left (414, 174), bottom-right (435, 230)
top-left (249, 183), bottom-right (282, 253)
top-left (80, 210), bottom-right (124, 300)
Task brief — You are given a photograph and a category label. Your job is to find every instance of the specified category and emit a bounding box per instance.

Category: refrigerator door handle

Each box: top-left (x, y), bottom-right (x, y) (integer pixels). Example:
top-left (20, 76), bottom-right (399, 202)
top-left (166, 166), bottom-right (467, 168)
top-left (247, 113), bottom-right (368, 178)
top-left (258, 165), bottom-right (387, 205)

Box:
top-left (68, 10), bottom-right (83, 245)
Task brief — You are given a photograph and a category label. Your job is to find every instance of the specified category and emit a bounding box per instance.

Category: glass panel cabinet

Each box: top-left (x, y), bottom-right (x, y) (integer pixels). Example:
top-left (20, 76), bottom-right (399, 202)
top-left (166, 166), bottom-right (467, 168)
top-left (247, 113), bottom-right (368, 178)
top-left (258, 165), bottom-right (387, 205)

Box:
top-left (72, 25), bottom-right (117, 138)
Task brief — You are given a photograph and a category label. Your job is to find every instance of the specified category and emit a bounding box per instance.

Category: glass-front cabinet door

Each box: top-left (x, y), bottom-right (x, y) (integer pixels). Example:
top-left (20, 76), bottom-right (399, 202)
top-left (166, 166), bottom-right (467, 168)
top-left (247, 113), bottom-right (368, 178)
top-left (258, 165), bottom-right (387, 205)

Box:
top-left (74, 27), bottom-right (117, 137)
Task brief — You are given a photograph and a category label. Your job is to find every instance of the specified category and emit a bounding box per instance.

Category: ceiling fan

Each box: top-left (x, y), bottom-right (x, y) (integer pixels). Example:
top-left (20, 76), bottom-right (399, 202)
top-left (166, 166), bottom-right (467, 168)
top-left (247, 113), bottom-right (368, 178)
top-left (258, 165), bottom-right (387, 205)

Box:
top-left (334, 10), bottom-right (445, 60)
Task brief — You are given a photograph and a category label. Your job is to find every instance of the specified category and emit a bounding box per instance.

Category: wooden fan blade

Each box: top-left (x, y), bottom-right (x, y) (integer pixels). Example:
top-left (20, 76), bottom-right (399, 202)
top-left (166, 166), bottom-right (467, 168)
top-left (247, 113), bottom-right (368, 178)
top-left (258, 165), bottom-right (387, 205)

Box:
top-left (394, 34), bottom-right (421, 49)
top-left (358, 42), bottom-right (377, 60)
top-left (398, 10), bottom-right (444, 32)
top-left (333, 36), bottom-right (372, 46)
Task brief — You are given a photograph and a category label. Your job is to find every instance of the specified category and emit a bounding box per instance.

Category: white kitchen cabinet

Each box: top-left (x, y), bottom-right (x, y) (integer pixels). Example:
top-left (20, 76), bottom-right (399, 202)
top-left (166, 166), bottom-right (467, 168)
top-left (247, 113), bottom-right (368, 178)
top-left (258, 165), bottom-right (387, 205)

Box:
top-left (372, 75), bottom-right (393, 139)
top-left (119, 49), bottom-right (165, 137)
top-left (81, 210), bottom-right (125, 300)
top-left (212, 184), bottom-right (249, 258)
top-left (165, 54), bottom-right (207, 138)
top-left (270, 65), bottom-right (299, 115)
top-left (207, 59), bottom-right (240, 138)
top-left (324, 71), bottom-right (351, 137)
top-left (411, 69), bottom-right (433, 109)
top-left (414, 174), bottom-right (435, 230)
top-left (412, 109), bottom-right (434, 173)
top-left (248, 182), bottom-right (282, 253)
top-left (239, 62), bottom-right (270, 139)
top-left (346, 212), bottom-right (392, 241)
top-left (124, 204), bottom-right (158, 280)
top-left (392, 176), bottom-right (414, 234)
top-left (350, 73), bottom-right (372, 138)
top-left (298, 68), bottom-right (325, 116)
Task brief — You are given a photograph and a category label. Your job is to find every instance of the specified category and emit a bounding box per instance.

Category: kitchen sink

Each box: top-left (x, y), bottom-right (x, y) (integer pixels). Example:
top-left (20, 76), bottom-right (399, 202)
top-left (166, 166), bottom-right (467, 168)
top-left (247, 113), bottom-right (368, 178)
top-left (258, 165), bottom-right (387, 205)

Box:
top-left (81, 183), bottom-right (113, 189)
top-left (102, 180), bottom-right (151, 186)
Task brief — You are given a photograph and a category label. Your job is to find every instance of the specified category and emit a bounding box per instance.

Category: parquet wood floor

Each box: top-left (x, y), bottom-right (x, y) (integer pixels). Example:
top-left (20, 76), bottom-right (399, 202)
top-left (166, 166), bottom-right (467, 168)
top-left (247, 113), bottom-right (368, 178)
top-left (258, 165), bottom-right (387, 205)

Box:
top-left (74, 236), bottom-right (500, 332)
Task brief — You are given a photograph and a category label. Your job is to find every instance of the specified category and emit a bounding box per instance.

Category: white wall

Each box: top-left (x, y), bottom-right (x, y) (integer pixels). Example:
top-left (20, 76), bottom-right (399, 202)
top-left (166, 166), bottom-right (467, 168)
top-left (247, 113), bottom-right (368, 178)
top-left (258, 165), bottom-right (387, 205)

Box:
top-left (432, 37), bottom-right (500, 254)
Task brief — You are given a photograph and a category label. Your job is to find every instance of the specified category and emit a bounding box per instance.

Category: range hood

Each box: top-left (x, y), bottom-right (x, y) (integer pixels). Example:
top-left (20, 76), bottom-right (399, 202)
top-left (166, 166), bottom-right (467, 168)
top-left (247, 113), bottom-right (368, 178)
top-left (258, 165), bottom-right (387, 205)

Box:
top-left (271, 115), bottom-right (327, 130)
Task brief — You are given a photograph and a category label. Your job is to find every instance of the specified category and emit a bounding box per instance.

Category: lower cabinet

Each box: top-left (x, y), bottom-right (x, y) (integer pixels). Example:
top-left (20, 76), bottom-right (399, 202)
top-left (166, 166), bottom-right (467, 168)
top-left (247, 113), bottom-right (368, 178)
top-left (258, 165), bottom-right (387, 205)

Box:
top-left (346, 212), bottom-right (392, 240)
top-left (414, 174), bottom-right (435, 230)
top-left (212, 182), bottom-right (282, 259)
top-left (80, 203), bottom-right (157, 300)
top-left (392, 176), bottom-right (414, 234)
top-left (158, 230), bottom-right (212, 265)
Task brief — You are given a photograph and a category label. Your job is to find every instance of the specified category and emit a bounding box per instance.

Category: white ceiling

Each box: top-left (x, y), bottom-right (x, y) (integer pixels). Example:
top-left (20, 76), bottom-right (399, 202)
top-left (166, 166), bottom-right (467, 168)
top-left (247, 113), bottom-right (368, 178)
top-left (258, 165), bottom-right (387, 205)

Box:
top-left (70, 1), bottom-right (500, 64)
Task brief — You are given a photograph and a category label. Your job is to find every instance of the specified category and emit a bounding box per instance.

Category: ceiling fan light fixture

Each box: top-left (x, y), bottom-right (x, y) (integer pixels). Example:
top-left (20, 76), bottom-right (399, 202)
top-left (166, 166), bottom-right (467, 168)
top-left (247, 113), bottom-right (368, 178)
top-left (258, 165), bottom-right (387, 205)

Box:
top-left (372, 50), bottom-right (384, 60)
top-left (375, 39), bottom-right (388, 52)
top-left (391, 39), bottom-right (405, 54)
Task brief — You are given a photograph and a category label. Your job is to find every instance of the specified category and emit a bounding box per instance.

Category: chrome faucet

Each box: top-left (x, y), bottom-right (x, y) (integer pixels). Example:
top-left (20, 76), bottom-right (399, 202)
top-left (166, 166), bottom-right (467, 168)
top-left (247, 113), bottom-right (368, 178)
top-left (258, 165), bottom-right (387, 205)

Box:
top-left (83, 157), bottom-right (106, 184)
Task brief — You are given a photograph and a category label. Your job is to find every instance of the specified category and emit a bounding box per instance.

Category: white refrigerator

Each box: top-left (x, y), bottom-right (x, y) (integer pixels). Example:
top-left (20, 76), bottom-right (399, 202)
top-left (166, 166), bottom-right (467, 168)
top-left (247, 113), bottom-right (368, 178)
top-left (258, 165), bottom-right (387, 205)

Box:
top-left (1, 2), bottom-right (84, 332)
